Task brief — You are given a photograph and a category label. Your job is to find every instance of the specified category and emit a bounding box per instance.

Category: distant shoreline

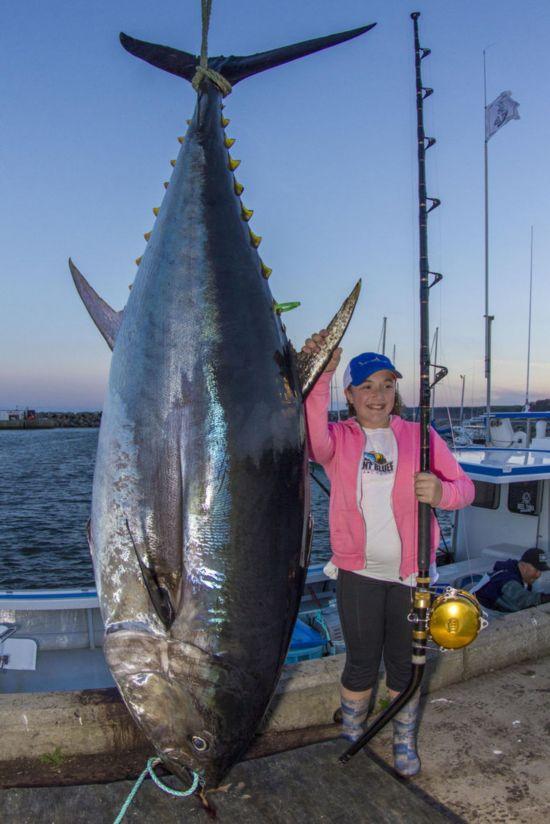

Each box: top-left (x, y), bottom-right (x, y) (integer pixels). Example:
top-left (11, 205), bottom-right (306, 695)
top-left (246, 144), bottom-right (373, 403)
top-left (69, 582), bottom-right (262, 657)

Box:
top-left (2, 402), bottom-right (549, 431)
top-left (0, 412), bottom-right (101, 430)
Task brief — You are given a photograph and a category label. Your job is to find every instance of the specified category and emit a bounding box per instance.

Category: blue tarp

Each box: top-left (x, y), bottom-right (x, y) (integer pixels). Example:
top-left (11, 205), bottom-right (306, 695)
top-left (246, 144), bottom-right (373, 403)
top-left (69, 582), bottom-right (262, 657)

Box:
top-left (290, 618), bottom-right (324, 650)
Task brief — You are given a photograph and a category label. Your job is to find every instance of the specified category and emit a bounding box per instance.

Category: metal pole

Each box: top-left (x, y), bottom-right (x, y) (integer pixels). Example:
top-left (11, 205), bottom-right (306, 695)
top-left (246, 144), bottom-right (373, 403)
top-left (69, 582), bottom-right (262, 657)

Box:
top-left (459, 374), bottom-right (465, 426)
top-left (525, 226), bottom-right (534, 409)
top-left (430, 327), bottom-right (439, 416)
top-left (382, 316), bottom-right (387, 355)
top-left (483, 49), bottom-right (493, 438)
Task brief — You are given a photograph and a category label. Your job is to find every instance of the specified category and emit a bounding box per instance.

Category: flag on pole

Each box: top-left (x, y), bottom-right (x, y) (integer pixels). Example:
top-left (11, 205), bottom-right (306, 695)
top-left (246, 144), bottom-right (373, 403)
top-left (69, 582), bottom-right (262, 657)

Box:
top-left (485, 91), bottom-right (520, 141)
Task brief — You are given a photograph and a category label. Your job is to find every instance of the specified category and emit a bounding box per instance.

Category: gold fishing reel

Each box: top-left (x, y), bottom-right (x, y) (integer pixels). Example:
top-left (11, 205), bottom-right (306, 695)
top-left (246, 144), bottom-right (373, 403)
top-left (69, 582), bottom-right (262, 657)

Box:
top-left (428, 587), bottom-right (488, 650)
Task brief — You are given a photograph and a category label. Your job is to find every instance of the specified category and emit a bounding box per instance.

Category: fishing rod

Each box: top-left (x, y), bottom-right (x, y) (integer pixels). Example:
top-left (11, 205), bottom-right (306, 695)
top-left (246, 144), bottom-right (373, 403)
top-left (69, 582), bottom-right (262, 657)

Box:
top-left (339, 11), bottom-right (447, 764)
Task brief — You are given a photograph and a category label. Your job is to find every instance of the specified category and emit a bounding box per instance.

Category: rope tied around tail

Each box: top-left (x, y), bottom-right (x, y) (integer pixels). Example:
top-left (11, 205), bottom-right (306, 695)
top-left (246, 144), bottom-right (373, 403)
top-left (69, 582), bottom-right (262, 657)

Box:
top-left (192, 0), bottom-right (232, 96)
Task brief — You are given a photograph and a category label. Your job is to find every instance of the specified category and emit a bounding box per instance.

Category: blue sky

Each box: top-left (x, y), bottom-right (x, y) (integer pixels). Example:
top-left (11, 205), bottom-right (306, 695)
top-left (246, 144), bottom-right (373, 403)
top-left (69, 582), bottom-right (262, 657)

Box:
top-left (1, 0), bottom-right (549, 411)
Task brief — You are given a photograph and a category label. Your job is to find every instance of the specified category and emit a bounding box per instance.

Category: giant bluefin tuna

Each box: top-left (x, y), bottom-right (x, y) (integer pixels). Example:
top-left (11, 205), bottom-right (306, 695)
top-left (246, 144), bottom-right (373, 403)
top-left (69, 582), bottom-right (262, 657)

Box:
top-left (70, 21), bottom-right (374, 789)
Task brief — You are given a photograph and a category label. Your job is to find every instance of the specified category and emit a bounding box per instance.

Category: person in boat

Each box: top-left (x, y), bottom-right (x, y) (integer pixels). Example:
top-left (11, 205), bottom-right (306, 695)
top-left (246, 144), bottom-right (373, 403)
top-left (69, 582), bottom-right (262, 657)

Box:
top-left (302, 331), bottom-right (474, 777)
top-left (473, 548), bottom-right (550, 613)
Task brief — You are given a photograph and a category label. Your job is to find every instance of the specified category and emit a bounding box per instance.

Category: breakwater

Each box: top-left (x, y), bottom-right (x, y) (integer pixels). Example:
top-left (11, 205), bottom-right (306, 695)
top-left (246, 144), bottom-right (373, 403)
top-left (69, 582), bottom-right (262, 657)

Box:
top-left (0, 412), bottom-right (101, 429)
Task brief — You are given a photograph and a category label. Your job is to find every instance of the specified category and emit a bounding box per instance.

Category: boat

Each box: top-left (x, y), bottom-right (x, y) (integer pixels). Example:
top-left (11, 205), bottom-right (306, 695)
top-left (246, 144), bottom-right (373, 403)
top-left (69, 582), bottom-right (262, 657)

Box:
top-left (436, 439), bottom-right (550, 595)
top-left (0, 564), bottom-right (339, 694)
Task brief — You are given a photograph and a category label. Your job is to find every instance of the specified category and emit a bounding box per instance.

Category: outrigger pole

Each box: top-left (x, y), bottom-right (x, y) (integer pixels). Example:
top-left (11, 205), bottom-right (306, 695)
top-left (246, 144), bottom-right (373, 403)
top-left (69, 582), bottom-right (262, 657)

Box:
top-left (340, 11), bottom-right (447, 764)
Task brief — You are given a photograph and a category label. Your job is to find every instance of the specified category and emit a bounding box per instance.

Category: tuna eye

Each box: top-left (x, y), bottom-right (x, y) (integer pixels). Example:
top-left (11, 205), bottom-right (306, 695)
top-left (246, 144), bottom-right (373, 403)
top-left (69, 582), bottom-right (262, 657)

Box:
top-left (191, 735), bottom-right (209, 752)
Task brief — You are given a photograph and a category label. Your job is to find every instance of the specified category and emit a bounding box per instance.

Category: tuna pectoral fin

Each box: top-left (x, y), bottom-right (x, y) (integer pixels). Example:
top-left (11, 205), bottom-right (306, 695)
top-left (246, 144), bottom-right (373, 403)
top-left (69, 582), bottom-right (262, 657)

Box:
top-left (296, 279), bottom-right (361, 399)
top-left (119, 24), bottom-right (376, 86)
top-left (126, 520), bottom-right (176, 629)
top-left (69, 259), bottom-right (123, 350)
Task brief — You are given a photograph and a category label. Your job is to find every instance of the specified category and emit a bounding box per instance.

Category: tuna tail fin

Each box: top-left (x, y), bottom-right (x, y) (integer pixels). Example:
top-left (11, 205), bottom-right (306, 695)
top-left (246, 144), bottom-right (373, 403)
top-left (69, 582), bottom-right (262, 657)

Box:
top-left (296, 279), bottom-right (361, 399)
top-left (119, 24), bottom-right (376, 86)
top-left (69, 259), bottom-right (123, 350)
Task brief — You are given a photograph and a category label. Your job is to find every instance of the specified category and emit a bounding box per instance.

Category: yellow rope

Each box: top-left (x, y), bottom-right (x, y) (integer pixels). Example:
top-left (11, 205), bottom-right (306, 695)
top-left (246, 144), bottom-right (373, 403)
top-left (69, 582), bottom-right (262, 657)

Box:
top-left (191, 0), bottom-right (232, 96)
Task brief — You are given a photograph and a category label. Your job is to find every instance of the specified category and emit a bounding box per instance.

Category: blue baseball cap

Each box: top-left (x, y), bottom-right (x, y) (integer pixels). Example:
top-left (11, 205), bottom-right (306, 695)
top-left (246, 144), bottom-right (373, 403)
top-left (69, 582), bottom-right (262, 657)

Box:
top-left (343, 352), bottom-right (403, 388)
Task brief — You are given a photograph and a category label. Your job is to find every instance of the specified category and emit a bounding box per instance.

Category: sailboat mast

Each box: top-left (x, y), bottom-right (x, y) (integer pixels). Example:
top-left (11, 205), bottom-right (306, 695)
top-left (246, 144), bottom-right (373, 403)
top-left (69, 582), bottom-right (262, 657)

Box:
top-left (460, 374), bottom-right (466, 426)
top-left (525, 226), bottom-right (534, 408)
top-left (430, 326), bottom-right (439, 415)
top-left (483, 49), bottom-right (493, 423)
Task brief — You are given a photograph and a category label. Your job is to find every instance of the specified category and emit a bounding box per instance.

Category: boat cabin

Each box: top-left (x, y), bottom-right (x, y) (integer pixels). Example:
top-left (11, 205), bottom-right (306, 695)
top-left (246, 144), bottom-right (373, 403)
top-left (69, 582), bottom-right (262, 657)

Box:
top-left (437, 442), bottom-right (550, 593)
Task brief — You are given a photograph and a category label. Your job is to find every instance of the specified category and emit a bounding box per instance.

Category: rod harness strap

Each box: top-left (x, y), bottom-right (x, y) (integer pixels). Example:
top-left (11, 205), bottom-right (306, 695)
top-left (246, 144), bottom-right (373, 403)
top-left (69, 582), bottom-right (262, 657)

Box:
top-left (192, 0), bottom-right (233, 96)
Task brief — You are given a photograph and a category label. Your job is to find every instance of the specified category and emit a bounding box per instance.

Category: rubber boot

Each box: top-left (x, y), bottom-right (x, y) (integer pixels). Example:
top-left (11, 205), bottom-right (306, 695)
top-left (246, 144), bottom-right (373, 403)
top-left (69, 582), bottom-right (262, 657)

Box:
top-left (392, 691), bottom-right (421, 777)
top-left (340, 695), bottom-right (370, 743)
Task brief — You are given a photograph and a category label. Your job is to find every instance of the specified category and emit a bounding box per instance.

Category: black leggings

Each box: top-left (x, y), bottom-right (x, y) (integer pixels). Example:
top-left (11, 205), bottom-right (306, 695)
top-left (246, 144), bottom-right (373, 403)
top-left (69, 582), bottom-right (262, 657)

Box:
top-left (337, 571), bottom-right (414, 693)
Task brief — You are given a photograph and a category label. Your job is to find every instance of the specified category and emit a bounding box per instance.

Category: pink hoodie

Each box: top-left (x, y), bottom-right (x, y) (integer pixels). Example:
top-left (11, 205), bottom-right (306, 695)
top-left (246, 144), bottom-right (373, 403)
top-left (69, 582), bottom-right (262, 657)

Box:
top-left (305, 372), bottom-right (475, 579)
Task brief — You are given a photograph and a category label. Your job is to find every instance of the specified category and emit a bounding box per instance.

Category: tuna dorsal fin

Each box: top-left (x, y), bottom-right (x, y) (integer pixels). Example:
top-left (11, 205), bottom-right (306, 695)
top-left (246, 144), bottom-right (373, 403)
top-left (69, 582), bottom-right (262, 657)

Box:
top-left (69, 258), bottom-right (123, 350)
top-left (296, 279), bottom-right (361, 399)
top-left (119, 24), bottom-right (376, 86)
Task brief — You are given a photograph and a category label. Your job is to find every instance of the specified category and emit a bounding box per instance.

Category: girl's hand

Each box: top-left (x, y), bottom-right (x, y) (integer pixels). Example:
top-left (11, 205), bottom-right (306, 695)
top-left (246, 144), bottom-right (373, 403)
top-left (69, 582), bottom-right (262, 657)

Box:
top-left (414, 472), bottom-right (443, 507)
top-left (301, 329), bottom-right (342, 373)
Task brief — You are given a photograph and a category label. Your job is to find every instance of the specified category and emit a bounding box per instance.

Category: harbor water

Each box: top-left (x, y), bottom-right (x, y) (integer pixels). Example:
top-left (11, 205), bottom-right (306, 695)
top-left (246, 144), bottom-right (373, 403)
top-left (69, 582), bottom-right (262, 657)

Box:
top-left (0, 429), bottom-right (450, 590)
top-left (0, 429), bottom-right (330, 589)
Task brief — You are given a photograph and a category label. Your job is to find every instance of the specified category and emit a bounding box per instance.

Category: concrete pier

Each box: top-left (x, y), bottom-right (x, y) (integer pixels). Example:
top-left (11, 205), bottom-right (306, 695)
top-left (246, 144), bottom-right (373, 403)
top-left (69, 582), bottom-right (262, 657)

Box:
top-left (0, 739), bottom-right (453, 823)
top-left (2, 655), bottom-right (550, 822)
top-left (2, 603), bottom-right (550, 788)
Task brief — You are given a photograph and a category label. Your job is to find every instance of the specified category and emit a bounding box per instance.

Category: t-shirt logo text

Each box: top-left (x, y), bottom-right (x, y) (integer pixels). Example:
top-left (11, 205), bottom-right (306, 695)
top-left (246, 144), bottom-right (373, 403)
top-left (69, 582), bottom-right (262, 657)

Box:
top-left (362, 451), bottom-right (394, 474)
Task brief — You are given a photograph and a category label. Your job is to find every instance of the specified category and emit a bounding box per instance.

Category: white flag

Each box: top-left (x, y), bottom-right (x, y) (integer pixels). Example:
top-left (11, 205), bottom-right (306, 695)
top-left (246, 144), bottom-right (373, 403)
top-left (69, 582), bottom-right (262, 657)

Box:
top-left (485, 91), bottom-right (520, 141)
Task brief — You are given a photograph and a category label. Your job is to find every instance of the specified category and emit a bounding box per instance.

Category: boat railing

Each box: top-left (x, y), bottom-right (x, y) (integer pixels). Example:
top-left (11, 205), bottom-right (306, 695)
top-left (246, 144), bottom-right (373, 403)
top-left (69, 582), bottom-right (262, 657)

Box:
top-left (0, 589), bottom-right (101, 651)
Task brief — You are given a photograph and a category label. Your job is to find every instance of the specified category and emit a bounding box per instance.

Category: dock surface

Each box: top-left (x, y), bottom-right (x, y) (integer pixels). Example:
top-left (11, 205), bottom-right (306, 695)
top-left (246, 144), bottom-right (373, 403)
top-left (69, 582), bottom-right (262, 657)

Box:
top-left (2, 655), bottom-right (550, 822)
top-left (0, 739), bottom-right (451, 823)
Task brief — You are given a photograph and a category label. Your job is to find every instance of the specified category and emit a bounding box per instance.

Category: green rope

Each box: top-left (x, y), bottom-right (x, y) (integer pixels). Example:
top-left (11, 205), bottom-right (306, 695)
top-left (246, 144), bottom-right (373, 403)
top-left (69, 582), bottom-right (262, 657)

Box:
top-left (113, 757), bottom-right (200, 823)
top-left (192, 0), bottom-right (232, 96)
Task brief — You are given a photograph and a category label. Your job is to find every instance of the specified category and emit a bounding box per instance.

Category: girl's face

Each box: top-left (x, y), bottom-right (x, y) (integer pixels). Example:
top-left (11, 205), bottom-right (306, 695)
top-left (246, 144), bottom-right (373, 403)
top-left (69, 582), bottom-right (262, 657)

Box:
top-left (344, 369), bottom-right (396, 429)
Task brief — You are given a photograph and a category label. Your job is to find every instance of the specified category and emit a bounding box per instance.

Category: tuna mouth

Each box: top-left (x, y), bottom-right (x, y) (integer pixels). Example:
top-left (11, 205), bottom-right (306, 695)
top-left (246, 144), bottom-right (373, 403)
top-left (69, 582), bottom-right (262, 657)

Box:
top-left (159, 730), bottom-right (243, 791)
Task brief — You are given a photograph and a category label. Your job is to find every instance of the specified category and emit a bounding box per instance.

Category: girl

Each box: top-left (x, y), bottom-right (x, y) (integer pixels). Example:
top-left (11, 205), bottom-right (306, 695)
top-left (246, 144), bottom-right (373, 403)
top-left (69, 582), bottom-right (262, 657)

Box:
top-left (303, 331), bottom-right (474, 776)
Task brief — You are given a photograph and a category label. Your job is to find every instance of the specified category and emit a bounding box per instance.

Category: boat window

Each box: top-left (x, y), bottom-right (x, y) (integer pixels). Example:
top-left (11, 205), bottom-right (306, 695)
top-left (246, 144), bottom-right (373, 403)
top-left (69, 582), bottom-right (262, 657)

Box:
top-left (508, 481), bottom-right (541, 516)
top-left (471, 480), bottom-right (500, 509)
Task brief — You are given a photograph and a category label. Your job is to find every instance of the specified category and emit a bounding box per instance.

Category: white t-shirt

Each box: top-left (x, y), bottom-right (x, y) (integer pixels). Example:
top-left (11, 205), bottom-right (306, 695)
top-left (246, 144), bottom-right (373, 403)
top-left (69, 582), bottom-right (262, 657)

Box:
top-left (353, 425), bottom-right (414, 586)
